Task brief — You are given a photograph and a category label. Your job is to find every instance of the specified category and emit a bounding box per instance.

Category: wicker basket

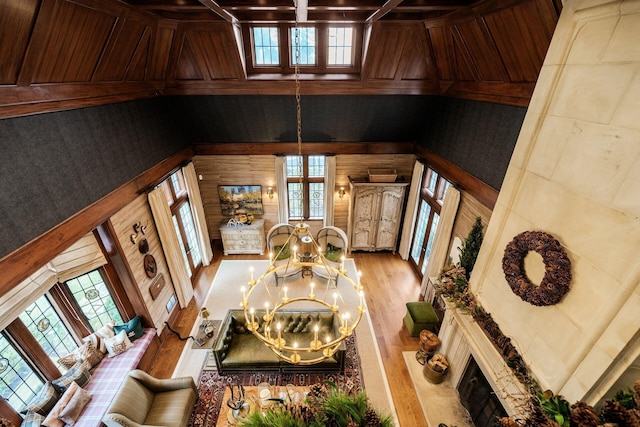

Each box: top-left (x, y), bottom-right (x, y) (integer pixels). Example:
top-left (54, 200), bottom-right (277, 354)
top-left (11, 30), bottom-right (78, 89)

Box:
top-left (368, 169), bottom-right (397, 182)
top-left (423, 354), bottom-right (448, 384)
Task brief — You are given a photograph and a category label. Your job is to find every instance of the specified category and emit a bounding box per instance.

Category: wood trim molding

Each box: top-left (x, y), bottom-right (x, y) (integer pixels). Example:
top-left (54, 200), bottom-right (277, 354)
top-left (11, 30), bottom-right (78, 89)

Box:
top-left (193, 142), bottom-right (416, 155)
top-left (0, 146), bottom-right (195, 300)
top-left (414, 145), bottom-right (498, 209)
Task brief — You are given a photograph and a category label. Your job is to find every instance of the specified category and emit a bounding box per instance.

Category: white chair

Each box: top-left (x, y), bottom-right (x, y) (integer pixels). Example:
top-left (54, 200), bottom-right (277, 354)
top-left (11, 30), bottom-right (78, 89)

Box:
top-left (266, 224), bottom-right (301, 285)
top-left (312, 226), bottom-right (349, 286)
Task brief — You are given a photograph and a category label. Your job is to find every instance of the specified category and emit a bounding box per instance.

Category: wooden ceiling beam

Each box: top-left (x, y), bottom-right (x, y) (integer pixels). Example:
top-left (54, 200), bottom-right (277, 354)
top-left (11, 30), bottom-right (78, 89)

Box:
top-left (197, 0), bottom-right (237, 23)
top-left (366, 0), bottom-right (406, 23)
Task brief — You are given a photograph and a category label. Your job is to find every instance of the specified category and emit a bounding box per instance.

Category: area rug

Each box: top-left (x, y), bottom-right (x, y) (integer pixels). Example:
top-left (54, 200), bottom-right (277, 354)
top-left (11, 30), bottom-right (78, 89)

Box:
top-left (189, 334), bottom-right (363, 427)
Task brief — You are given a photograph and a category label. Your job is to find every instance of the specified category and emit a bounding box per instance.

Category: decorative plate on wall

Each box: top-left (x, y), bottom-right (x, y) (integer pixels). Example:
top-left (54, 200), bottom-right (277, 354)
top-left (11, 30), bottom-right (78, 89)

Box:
top-left (144, 254), bottom-right (157, 278)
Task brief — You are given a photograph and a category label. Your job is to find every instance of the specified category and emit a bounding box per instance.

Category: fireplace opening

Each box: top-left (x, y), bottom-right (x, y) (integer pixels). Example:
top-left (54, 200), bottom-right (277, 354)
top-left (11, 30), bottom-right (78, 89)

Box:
top-left (458, 356), bottom-right (508, 426)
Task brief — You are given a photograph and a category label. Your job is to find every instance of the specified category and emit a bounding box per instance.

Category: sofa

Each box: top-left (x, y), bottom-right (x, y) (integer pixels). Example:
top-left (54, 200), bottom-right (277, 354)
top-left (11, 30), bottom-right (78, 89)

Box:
top-left (212, 309), bottom-right (345, 374)
top-left (102, 370), bottom-right (197, 427)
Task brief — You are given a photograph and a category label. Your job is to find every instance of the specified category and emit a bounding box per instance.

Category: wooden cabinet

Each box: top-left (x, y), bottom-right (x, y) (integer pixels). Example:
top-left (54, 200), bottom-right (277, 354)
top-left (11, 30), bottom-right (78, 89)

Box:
top-left (219, 219), bottom-right (265, 255)
top-left (347, 178), bottom-right (408, 252)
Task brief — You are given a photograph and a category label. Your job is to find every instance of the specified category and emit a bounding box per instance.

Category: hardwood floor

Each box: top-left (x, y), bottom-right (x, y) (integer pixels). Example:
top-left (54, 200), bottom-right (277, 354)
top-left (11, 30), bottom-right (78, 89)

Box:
top-left (149, 242), bottom-right (425, 426)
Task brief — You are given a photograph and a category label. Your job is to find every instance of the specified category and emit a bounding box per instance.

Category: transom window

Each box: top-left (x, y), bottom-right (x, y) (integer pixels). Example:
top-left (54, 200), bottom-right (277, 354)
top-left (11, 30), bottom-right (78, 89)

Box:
top-left (253, 27), bottom-right (279, 66)
top-left (286, 155), bottom-right (325, 220)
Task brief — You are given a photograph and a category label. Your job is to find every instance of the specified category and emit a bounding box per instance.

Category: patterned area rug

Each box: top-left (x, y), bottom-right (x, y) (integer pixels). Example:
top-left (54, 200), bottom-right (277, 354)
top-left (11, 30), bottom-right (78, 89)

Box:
top-left (189, 334), bottom-right (363, 427)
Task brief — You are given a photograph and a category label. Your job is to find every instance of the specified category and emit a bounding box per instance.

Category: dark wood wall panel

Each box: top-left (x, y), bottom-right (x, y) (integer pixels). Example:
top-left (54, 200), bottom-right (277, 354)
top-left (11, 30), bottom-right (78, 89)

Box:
top-left (93, 20), bottom-right (149, 82)
top-left (147, 23), bottom-right (175, 80)
top-left (484, 0), bottom-right (556, 83)
top-left (366, 27), bottom-right (405, 79)
top-left (180, 28), bottom-right (242, 80)
top-left (453, 19), bottom-right (506, 82)
top-left (33, 1), bottom-right (116, 83)
top-left (428, 26), bottom-right (455, 82)
top-left (0, 0), bottom-right (39, 85)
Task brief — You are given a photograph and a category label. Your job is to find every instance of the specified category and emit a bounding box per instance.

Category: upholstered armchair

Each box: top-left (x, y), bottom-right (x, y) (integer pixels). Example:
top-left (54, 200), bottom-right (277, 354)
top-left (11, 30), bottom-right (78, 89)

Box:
top-left (266, 223), bottom-right (301, 285)
top-left (312, 226), bottom-right (349, 286)
top-left (102, 370), bottom-right (197, 427)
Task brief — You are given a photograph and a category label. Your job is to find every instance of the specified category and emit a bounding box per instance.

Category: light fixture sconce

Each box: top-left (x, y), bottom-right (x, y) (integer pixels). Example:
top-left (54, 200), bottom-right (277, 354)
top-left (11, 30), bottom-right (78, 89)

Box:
top-left (268, 187), bottom-right (274, 199)
top-left (338, 187), bottom-right (346, 199)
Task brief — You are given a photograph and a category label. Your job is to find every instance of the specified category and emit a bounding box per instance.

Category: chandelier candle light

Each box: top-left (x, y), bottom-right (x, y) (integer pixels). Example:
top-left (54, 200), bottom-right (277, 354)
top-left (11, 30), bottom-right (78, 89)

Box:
top-left (240, 223), bottom-right (366, 365)
top-left (239, 19), bottom-right (365, 364)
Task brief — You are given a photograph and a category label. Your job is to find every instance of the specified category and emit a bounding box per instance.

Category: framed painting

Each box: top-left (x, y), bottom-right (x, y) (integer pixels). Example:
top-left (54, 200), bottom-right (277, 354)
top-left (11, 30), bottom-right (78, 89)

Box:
top-left (218, 185), bottom-right (264, 216)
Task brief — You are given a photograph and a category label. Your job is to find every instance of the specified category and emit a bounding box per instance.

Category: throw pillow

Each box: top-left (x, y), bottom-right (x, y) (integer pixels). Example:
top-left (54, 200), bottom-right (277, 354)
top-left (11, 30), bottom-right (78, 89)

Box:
top-left (21, 410), bottom-right (45, 427)
top-left (113, 315), bottom-right (143, 342)
top-left (324, 243), bottom-right (342, 262)
top-left (75, 341), bottom-right (104, 369)
top-left (42, 382), bottom-right (79, 427)
top-left (52, 360), bottom-right (91, 393)
top-left (82, 321), bottom-right (115, 353)
top-left (58, 387), bottom-right (92, 426)
top-left (57, 352), bottom-right (78, 370)
top-left (273, 244), bottom-right (290, 261)
top-left (21, 382), bottom-right (59, 416)
top-left (104, 330), bottom-right (133, 358)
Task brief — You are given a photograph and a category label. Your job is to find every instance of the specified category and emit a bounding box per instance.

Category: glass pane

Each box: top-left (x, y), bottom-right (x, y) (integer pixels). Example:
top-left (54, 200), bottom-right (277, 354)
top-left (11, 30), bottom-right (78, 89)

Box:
top-left (19, 296), bottom-right (77, 369)
top-left (438, 179), bottom-right (452, 202)
top-left (179, 201), bottom-right (202, 267)
top-left (253, 27), bottom-right (279, 65)
top-left (170, 170), bottom-right (185, 196)
top-left (65, 270), bottom-right (124, 331)
top-left (411, 201), bottom-right (431, 265)
top-left (286, 156), bottom-right (303, 178)
top-left (173, 216), bottom-right (192, 278)
top-left (291, 27), bottom-right (316, 65)
top-left (421, 212), bottom-right (440, 274)
top-left (0, 334), bottom-right (44, 411)
top-left (288, 182), bottom-right (303, 219)
top-left (328, 27), bottom-right (353, 65)
top-left (427, 169), bottom-right (438, 194)
top-left (309, 182), bottom-right (324, 219)
top-left (308, 155), bottom-right (325, 177)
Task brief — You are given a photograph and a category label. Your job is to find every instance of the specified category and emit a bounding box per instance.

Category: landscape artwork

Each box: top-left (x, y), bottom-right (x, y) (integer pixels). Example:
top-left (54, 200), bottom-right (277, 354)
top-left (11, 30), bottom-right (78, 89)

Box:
top-left (218, 185), bottom-right (264, 216)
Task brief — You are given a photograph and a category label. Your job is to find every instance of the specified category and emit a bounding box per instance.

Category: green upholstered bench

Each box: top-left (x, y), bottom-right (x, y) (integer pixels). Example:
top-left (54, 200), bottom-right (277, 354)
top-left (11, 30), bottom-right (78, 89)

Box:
top-left (403, 301), bottom-right (439, 337)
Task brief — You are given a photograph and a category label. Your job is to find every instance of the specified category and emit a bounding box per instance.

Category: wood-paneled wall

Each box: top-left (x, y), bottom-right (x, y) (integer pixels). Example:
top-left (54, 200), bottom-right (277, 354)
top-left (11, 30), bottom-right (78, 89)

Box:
top-left (192, 153), bottom-right (416, 239)
top-left (109, 195), bottom-right (175, 334)
top-left (335, 154), bottom-right (416, 231)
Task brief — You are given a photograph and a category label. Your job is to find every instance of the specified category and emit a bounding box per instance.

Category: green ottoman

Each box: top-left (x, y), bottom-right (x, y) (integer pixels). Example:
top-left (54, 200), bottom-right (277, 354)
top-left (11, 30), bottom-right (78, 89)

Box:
top-left (403, 302), bottom-right (439, 337)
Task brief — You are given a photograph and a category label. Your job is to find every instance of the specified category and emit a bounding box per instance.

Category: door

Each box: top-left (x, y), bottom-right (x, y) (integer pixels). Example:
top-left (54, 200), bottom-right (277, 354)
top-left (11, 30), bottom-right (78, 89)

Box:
top-left (409, 167), bottom-right (450, 277)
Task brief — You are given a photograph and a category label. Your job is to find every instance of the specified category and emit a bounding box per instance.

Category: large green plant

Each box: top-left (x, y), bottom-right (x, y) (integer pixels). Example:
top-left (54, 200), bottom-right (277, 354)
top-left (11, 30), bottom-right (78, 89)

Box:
top-left (240, 382), bottom-right (392, 427)
top-left (459, 217), bottom-right (484, 280)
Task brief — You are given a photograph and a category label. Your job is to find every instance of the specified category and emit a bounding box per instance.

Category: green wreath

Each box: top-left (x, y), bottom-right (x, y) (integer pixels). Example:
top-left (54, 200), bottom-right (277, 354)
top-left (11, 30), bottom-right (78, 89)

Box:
top-left (502, 231), bottom-right (571, 306)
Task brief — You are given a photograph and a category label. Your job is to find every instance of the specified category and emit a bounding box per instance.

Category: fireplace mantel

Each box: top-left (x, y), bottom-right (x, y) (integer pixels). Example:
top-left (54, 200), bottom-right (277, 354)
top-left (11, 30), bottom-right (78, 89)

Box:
top-left (438, 297), bottom-right (530, 417)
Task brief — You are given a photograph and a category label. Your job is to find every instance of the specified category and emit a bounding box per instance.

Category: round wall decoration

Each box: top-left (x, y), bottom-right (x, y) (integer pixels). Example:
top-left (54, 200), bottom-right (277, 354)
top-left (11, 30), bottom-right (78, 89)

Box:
top-left (502, 230), bottom-right (572, 306)
top-left (144, 254), bottom-right (158, 278)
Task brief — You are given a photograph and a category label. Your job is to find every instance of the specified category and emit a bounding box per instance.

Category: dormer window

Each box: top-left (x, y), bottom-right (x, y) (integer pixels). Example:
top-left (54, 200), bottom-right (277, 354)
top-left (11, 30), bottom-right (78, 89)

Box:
top-left (290, 27), bottom-right (317, 66)
top-left (328, 27), bottom-right (353, 66)
top-left (244, 23), bottom-right (361, 75)
top-left (252, 27), bottom-right (280, 66)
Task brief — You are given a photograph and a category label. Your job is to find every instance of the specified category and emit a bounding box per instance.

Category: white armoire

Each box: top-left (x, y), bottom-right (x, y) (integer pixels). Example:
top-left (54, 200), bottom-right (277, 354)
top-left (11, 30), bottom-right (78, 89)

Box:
top-left (347, 177), bottom-right (408, 253)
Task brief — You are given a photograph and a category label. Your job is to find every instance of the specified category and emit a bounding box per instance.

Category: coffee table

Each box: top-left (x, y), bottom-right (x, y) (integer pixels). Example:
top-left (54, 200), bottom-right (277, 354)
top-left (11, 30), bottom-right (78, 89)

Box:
top-left (216, 385), bottom-right (310, 426)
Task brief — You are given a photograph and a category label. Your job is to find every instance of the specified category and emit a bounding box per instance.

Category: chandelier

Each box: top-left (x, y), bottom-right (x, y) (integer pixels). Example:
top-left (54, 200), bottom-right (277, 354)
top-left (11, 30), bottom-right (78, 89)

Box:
top-left (239, 17), bottom-right (365, 365)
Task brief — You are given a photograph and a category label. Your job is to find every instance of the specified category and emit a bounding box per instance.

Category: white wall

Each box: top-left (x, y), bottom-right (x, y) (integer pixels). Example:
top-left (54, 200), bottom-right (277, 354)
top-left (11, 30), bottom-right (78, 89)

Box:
top-left (469, 0), bottom-right (640, 404)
